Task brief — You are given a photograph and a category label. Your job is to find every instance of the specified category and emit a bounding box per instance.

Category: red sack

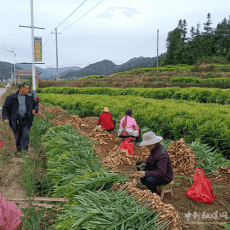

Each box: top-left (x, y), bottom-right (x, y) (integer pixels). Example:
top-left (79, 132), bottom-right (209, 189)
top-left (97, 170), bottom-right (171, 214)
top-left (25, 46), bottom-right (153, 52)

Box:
top-left (186, 167), bottom-right (215, 203)
top-left (120, 137), bottom-right (134, 155)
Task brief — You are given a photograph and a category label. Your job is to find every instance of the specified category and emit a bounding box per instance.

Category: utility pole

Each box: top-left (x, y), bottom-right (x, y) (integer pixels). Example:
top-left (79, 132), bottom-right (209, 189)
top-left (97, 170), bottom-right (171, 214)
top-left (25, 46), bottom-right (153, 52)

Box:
top-left (51, 28), bottom-right (61, 81)
top-left (19, 0), bottom-right (45, 99)
top-left (13, 48), bottom-right (15, 83)
top-left (31, 0), bottom-right (36, 97)
top-left (157, 29), bottom-right (159, 72)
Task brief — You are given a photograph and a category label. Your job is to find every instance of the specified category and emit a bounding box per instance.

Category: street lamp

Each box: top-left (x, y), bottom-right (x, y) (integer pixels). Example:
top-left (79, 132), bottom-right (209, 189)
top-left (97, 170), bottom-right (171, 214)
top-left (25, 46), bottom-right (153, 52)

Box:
top-left (7, 48), bottom-right (16, 89)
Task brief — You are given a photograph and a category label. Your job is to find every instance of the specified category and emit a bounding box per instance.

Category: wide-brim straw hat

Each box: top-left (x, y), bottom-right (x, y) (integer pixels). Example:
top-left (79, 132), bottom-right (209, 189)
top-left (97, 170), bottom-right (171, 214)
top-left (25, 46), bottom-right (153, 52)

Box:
top-left (101, 107), bottom-right (110, 113)
top-left (139, 131), bottom-right (163, 146)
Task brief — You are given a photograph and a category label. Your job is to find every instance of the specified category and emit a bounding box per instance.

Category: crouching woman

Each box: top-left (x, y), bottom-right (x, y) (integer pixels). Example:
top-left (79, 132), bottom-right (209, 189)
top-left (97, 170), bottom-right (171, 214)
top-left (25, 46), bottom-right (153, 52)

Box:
top-left (136, 131), bottom-right (173, 194)
top-left (97, 107), bottom-right (116, 131)
top-left (118, 110), bottom-right (141, 146)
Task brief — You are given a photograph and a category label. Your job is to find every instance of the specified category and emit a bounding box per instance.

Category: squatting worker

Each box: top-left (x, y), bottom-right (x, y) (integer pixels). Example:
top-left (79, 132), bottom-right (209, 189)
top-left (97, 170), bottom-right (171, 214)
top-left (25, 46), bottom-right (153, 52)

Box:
top-left (2, 82), bottom-right (39, 153)
top-left (136, 131), bottom-right (173, 194)
top-left (97, 107), bottom-right (116, 132)
top-left (118, 110), bottom-right (141, 146)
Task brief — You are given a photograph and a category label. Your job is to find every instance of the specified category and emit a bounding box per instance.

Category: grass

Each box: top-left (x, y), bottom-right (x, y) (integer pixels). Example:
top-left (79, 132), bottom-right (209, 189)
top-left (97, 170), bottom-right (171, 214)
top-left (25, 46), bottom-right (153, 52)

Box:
top-left (0, 55), bottom-right (230, 229)
top-left (0, 85), bottom-right (63, 229)
top-left (0, 82), bottom-right (7, 88)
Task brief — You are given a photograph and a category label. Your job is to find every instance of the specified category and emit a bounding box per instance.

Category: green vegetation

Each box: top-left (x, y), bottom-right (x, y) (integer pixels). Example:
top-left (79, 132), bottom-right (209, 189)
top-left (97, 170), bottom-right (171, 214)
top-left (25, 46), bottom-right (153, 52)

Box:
top-left (171, 76), bottom-right (230, 84)
top-left (113, 64), bottom-right (195, 76)
top-left (39, 124), bottom-right (167, 229)
top-left (37, 92), bottom-right (230, 160)
top-left (0, 82), bottom-right (7, 87)
top-left (37, 86), bottom-right (230, 105)
top-left (37, 57), bottom-right (230, 90)
top-left (53, 189), bottom-right (163, 229)
top-left (162, 15), bottom-right (230, 66)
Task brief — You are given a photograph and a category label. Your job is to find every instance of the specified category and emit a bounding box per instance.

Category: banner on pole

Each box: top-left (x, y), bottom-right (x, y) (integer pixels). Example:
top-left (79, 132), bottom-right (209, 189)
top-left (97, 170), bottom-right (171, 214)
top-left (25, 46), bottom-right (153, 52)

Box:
top-left (34, 37), bottom-right (42, 62)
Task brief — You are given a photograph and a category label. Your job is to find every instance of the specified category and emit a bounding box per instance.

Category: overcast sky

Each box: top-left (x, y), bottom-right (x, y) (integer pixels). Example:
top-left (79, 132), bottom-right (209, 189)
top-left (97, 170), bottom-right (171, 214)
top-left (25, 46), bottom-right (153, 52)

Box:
top-left (1, 0), bottom-right (229, 69)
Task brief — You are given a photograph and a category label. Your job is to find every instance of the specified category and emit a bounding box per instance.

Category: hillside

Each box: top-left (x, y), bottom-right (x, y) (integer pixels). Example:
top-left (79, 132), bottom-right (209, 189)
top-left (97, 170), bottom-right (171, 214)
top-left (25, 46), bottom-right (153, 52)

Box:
top-left (37, 62), bottom-right (230, 90)
top-left (60, 52), bottom-right (168, 80)
top-left (45, 66), bottom-right (82, 78)
top-left (0, 61), bottom-right (23, 80)
top-left (13, 64), bottom-right (82, 79)
top-left (51, 70), bottom-right (79, 79)
top-left (1, 53), bottom-right (167, 81)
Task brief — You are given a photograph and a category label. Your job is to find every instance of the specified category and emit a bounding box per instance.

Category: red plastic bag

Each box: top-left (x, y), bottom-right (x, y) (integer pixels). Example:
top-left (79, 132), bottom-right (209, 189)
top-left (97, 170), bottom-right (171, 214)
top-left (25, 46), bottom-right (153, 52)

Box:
top-left (120, 137), bottom-right (134, 155)
top-left (35, 97), bottom-right (40, 103)
top-left (0, 194), bottom-right (22, 230)
top-left (186, 167), bottom-right (215, 203)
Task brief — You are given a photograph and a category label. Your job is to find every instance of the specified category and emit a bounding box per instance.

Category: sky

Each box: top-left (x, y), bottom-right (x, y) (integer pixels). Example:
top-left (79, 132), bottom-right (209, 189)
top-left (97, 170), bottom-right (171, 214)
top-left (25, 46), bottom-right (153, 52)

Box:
top-left (0, 0), bottom-right (230, 69)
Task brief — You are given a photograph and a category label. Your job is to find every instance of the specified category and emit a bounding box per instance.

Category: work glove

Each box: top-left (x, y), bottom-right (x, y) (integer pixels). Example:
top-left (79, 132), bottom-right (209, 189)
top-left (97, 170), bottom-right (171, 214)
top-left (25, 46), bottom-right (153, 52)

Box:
top-left (139, 171), bottom-right (146, 178)
top-left (4, 119), bottom-right (9, 124)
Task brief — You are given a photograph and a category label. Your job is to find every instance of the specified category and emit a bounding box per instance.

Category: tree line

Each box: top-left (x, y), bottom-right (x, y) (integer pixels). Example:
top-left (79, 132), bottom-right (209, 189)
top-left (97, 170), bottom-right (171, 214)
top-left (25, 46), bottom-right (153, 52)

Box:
top-left (155, 13), bottom-right (230, 67)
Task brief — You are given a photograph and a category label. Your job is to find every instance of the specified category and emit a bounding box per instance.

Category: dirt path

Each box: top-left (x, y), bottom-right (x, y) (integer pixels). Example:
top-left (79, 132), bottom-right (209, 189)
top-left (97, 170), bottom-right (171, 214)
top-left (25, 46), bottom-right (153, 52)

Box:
top-left (0, 88), bottom-right (41, 218)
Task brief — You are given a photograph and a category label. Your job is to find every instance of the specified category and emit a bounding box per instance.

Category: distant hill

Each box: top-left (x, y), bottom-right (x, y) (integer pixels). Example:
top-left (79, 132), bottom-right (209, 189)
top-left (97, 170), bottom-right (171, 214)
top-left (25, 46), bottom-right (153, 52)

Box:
top-left (51, 70), bottom-right (79, 79)
top-left (14, 64), bottom-right (82, 79)
top-left (60, 52), bottom-right (168, 80)
top-left (0, 52), bottom-right (167, 81)
top-left (0, 61), bottom-right (23, 80)
top-left (45, 66), bottom-right (81, 77)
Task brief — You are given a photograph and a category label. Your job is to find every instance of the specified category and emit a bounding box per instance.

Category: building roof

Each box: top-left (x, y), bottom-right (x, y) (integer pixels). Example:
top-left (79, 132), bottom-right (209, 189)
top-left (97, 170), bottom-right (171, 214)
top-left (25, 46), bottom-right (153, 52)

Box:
top-left (15, 69), bottom-right (40, 75)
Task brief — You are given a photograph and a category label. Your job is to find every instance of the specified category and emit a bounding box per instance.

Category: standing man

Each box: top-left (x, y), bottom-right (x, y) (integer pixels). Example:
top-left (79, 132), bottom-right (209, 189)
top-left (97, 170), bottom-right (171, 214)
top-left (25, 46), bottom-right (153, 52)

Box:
top-left (2, 82), bottom-right (39, 154)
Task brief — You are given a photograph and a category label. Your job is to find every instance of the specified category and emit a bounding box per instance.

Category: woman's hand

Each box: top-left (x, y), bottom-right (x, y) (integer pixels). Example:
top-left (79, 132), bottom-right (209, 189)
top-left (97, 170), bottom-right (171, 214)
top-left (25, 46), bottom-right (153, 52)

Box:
top-left (139, 171), bottom-right (145, 178)
top-left (32, 109), bottom-right (36, 114)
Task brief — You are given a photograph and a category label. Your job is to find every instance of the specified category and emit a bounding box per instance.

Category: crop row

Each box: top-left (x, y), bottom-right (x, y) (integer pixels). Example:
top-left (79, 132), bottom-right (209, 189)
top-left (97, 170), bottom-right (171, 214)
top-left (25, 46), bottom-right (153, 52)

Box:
top-left (37, 92), bottom-right (230, 160)
top-left (37, 86), bottom-right (230, 105)
top-left (112, 63), bottom-right (230, 75)
top-left (171, 76), bottom-right (230, 84)
top-left (41, 124), bottom-right (165, 229)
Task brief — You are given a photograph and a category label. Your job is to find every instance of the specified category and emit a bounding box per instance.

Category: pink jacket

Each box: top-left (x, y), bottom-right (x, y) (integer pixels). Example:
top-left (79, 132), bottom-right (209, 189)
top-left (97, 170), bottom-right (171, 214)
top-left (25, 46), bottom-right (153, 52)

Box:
top-left (119, 116), bottom-right (139, 136)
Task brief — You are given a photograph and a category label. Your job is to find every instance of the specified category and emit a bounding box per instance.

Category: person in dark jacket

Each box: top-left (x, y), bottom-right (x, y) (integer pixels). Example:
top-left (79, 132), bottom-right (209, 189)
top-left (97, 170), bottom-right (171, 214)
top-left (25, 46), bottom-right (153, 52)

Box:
top-left (2, 82), bottom-right (39, 153)
top-left (136, 131), bottom-right (173, 194)
top-left (97, 107), bottom-right (116, 131)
